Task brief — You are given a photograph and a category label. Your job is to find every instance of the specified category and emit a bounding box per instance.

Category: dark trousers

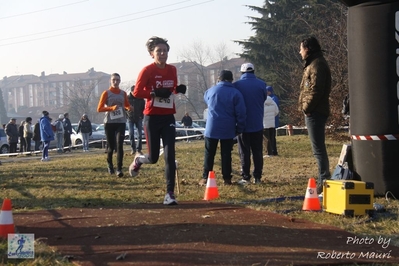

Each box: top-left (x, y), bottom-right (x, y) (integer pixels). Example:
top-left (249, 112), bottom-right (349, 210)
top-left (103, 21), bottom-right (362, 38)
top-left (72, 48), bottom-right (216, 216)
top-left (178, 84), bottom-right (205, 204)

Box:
top-left (34, 141), bottom-right (41, 151)
top-left (237, 130), bottom-right (263, 180)
top-left (19, 137), bottom-right (26, 152)
top-left (203, 137), bottom-right (234, 181)
top-left (104, 123), bottom-right (126, 170)
top-left (25, 137), bottom-right (32, 152)
top-left (141, 114), bottom-right (176, 192)
top-left (64, 133), bottom-right (72, 148)
top-left (271, 128), bottom-right (278, 155)
top-left (9, 142), bottom-right (17, 153)
top-left (263, 128), bottom-right (276, 156)
top-left (42, 141), bottom-right (50, 159)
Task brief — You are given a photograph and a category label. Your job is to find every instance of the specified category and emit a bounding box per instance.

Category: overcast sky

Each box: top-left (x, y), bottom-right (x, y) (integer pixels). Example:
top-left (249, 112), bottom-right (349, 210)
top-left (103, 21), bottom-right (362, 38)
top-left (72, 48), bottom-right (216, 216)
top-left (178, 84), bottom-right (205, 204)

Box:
top-left (0, 0), bottom-right (264, 84)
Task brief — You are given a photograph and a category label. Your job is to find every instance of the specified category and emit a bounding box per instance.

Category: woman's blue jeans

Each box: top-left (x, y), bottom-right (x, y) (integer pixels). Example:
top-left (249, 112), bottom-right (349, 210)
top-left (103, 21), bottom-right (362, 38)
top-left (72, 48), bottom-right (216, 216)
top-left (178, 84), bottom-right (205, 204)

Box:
top-left (305, 112), bottom-right (330, 183)
top-left (82, 132), bottom-right (90, 150)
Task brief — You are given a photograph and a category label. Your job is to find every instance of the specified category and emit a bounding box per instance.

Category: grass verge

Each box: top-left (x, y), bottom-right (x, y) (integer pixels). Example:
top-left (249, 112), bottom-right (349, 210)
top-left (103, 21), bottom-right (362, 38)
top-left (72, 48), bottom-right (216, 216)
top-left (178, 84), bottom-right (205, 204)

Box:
top-left (0, 135), bottom-right (398, 265)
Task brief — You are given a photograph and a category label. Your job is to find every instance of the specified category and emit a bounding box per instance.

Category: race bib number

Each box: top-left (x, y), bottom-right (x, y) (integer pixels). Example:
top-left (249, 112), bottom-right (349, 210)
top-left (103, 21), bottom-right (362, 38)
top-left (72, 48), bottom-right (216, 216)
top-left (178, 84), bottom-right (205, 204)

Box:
top-left (110, 107), bottom-right (124, 120)
top-left (153, 94), bottom-right (174, 109)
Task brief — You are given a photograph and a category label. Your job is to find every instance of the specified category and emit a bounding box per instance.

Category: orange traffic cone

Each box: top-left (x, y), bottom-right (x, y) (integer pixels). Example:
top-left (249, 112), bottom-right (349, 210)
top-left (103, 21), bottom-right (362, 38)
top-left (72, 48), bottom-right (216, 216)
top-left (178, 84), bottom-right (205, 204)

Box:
top-left (203, 171), bottom-right (219, 200)
top-left (302, 178), bottom-right (321, 211)
top-left (0, 198), bottom-right (15, 238)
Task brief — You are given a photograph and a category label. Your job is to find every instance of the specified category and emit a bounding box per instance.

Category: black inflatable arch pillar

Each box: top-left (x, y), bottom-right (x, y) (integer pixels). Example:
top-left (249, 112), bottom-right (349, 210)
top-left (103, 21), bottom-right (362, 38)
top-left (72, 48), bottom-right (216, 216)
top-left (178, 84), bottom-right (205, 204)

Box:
top-left (340, 0), bottom-right (399, 197)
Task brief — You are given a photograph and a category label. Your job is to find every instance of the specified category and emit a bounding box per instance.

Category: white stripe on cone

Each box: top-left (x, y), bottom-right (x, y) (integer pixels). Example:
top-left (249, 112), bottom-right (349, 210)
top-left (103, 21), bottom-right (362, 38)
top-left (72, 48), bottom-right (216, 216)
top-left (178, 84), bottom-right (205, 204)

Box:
top-left (0, 210), bottom-right (14, 225)
top-left (304, 188), bottom-right (317, 199)
top-left (207, 177), bottom-right (217, 188)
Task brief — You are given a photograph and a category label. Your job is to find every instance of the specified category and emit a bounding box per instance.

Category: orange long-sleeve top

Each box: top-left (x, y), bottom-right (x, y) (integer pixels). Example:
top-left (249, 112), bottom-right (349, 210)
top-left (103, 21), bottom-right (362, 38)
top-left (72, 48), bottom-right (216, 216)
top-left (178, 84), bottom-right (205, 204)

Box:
top-left (97, 87), bottom-right (131, 113)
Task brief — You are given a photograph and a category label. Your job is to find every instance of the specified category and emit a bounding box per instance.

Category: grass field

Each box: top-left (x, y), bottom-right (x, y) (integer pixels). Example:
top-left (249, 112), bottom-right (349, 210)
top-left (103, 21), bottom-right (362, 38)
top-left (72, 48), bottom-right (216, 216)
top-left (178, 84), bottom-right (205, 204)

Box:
top-left (0, 134), bottom-right (398, 265)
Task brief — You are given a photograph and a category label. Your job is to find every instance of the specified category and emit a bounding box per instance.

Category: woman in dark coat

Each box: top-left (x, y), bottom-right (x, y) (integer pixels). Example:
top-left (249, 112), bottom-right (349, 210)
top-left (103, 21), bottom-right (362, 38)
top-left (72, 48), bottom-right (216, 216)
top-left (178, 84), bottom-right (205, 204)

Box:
top-left (32, 120), bottom-right (41, 151)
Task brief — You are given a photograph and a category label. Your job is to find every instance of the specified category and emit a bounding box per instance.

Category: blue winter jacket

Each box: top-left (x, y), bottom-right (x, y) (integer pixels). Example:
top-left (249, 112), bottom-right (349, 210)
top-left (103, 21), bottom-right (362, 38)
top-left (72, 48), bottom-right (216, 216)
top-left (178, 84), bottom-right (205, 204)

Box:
top-left (204, 81), bottom-right (246, 139)
top-left (234, 73), bottom-right (267, 132)
top-left (39, 116), bottom-right (55, 142)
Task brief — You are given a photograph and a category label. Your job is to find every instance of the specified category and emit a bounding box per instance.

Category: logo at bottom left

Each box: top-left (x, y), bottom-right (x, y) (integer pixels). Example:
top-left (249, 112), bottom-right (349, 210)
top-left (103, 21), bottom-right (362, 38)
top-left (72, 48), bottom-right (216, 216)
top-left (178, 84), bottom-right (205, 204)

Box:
top-left (8, 233), bottom-right (35, 259)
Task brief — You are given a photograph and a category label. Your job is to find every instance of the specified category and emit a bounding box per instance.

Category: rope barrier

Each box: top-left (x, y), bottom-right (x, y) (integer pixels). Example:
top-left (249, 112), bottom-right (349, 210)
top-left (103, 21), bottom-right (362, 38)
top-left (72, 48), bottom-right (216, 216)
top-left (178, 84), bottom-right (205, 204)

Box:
top-left (0, 132), bottom-right (204, 158)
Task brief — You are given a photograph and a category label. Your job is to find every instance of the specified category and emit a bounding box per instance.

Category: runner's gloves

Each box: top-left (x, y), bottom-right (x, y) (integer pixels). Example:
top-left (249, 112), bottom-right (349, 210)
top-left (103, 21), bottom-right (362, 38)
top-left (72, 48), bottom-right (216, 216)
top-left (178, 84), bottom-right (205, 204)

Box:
top-left (150, 88), bottom-right (172, 98)
top-left (176, 84), bottom-right (187, 94)
top-left (150, 85), bottom-right (186, 98)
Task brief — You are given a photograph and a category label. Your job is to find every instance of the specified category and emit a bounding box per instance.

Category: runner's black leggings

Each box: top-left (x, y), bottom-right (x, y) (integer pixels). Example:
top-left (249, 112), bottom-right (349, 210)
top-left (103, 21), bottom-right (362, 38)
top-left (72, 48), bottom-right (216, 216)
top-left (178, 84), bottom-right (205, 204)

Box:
top-left (142, 114), bottom-right (176, 192)
top-left (104, 122), bottom-right (126, 170)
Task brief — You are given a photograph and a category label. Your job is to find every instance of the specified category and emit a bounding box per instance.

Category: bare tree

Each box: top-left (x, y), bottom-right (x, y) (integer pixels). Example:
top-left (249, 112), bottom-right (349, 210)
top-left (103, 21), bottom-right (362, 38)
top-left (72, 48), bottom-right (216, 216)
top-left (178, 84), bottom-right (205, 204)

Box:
top-left (284, 1), bottom-right (348, 134)
top-left (120, 80), bottom-right (135, 93)
top-left (63, 79), bottom-right (103, 123)
top-left (176, 40), bottom-right (232, 119)
top-left (212, 42), bottom-right (234, 69)
top-left (0, 88), bottom-right (8, 125)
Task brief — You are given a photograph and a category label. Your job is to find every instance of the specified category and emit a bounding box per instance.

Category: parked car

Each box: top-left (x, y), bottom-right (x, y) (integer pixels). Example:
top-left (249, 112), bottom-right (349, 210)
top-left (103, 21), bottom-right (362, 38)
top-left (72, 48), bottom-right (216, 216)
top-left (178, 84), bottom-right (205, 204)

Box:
top-left (71, 123), bottom-right (106, 148)
top-left (91, 123), bottom-right (100, 132)
top-left (192, 122), bottom-right (205, 134)
top-left (96, 124), bottom-right (104, 132)
top-left (175, 122), bottom-right (186, 138)
top-left (175, 121), bottom-right (204, 140)
top-left (0, 129), bottom-right (10, 154)
top-left (96, 123), bottom-right (144, 142)
top-left (192, 119), bottom-right (206, 128)
top-left (2, 128), bottom-right (39, 153)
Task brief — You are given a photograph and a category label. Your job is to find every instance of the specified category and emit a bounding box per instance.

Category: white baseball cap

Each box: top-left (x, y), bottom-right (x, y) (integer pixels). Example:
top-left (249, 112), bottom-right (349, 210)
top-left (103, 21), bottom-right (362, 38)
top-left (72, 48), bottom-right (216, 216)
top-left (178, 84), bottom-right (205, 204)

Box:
top-left (240, 63), bottom-right (255, 72)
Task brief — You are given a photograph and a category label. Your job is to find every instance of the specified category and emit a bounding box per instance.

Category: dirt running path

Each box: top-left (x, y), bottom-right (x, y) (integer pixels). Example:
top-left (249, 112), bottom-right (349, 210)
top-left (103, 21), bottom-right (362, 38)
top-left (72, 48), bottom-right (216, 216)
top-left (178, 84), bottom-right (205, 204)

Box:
top-left (13, 202), bottom-right (399, 266)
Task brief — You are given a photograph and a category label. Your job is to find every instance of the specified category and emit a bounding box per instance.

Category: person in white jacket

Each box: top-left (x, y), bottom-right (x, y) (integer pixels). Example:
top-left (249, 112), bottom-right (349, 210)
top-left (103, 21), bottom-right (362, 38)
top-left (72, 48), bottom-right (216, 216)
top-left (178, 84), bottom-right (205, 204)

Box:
top-left (263, 96), bottom-right (279, 157)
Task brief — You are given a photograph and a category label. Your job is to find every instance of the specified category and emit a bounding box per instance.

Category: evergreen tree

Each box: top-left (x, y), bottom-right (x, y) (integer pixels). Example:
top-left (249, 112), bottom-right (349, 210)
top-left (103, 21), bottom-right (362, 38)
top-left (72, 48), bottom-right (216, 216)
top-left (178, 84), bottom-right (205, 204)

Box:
top-left (0, 88), bottom-right (8, 125)
top-left (236, 0), bottom-right (308, 87)
top-left (236, 0), bottom-right (348, 130)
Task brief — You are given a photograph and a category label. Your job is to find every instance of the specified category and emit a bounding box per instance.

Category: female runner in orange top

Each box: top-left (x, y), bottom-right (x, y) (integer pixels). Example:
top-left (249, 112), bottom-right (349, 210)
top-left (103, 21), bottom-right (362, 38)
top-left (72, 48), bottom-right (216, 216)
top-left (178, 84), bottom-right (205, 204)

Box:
top-left (97, 73), bottom-right (131, 177)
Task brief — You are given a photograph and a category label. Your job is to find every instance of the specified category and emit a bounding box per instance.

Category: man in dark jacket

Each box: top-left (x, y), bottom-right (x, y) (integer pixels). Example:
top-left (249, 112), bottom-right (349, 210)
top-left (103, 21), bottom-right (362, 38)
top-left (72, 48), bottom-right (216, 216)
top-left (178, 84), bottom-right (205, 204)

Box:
top-left (298, 36), bottom-right (332, 194)
top-left (181, 112), bottom-right (193, 142)
top-left (5, 118), bottom-right (18, 154)
top-left (181, 112), bottom-right (192, 127)
top-left (127, 85), bottom-right (145, 155)
top-left (63, 113), bottom-right (72, 152)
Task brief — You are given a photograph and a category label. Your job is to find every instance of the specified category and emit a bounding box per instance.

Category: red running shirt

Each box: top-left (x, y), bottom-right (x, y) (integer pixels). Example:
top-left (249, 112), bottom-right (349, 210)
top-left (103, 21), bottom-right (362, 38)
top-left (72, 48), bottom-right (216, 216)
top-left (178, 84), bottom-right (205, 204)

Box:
top-left (133, 63), bottom-right (177, 116)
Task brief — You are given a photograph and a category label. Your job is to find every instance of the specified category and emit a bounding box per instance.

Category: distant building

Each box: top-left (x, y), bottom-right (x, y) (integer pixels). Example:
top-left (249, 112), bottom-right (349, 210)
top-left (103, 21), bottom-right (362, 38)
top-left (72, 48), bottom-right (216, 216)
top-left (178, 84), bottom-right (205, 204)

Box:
top-left (171, 57), bottom-right (246, 119)
top-left (206, 57), bottom-right (246, 83)
top-left (0, 58), bottom-right (246, 122)
top-left (171, 61), bottom-right (206, 119)
top-left (0, 68), bottom-right (110, 113)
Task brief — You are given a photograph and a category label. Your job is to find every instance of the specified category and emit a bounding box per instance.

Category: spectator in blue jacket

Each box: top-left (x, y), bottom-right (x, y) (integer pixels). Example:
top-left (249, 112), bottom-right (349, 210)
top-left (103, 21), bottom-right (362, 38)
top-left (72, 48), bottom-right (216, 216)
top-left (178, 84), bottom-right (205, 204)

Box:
top-left (234, 63), bottom-right (267, 184)
top-left (266, 86), bottom-right (280, 156)
top-left (39, 110), bottom-right (54, 161)
top-left (200, 70), bottom-right (246, 186)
